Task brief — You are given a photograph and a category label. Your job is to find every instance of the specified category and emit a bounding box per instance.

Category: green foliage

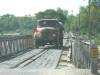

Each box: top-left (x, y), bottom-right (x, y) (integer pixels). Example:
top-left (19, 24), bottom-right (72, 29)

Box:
top-left (0, 14), bottom-right (36, 34)
top-left (67, 14), bottom-right (77, 32)
top-left (67, 4), bottom-right (100, 44)
top-left (0, 8), bottom-right (69, 34)
top-left (35, 9), bottom-right (57, 19)
top-left (79, 5), bottom-right (100, 37)
top-left (35, 8), bottom-right (68, 24)
top-left (0, 5), bottom-right (99, 39)
top-left (0, 14), bottom-right (19, 32)
top-left (17, 16), bottom-right (35, 30)
top-left (79, 6), bottom-right (89, 34)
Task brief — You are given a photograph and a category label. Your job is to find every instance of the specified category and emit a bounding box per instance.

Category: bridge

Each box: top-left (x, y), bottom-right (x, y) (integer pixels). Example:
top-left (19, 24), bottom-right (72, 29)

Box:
top-left (0, 33), bottom-right (100, 75)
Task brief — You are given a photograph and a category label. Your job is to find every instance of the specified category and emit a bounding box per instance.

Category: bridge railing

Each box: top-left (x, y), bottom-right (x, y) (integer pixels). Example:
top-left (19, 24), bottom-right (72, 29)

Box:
top-left (0, 35), bottom-right (34, 57)
top-left (71, 35), bottom-right (91, 68)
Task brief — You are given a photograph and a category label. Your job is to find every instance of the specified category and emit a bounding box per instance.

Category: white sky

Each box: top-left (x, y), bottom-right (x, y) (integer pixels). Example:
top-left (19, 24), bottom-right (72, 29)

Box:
top-left (0, 0), bottom-right (88, 16)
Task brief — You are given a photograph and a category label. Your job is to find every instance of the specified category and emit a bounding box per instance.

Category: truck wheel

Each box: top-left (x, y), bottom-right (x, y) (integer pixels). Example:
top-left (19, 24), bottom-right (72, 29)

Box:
top-left (59, 39), bottom-right (63, 47)
top-left (55, 43), bottom-right (59, 49)
top-left (55, 39), bottom-right (63, 49)
top-left (55, 40), bottom-right (60, 49)
top-left (35, 39), bottom-right (39, 48)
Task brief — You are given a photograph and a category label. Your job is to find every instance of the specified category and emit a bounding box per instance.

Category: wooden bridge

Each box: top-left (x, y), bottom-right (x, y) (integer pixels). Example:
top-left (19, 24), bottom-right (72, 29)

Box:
top-left (0, 33), bottom-right (100, 75)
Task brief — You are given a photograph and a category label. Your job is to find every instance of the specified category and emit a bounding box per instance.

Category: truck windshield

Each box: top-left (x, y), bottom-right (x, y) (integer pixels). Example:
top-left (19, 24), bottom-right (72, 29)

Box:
top-left (38, 20), bottom-right (59, 27)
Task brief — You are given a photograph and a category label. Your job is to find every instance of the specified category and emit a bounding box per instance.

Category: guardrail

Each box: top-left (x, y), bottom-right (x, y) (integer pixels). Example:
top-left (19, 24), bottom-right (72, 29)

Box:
top-left (71, 36), bottom-right (91, 69)
top-left (71, 34), bottom-right (99, 74)
top-left (0, 35), bottom-right (34, 57)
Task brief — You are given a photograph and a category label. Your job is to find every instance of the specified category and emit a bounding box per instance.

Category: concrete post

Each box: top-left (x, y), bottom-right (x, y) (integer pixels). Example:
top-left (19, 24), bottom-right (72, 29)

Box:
top-left (90, 41), bottom-right (98, 74)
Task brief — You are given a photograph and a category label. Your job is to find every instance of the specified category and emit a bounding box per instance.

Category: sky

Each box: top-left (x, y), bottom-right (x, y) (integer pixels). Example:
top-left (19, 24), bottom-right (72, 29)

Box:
top-left (0, 0), bottom-right (88, 16)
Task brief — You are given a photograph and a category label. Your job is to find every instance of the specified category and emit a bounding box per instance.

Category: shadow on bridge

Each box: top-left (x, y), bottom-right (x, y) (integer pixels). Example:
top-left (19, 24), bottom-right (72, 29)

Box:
top-left (0, 49), bottom-right (32, 63)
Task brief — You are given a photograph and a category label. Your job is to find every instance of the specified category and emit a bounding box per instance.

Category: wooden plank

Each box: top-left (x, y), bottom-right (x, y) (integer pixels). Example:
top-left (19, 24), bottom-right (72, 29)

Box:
top-left (0, 35), bottom-right (34, 57)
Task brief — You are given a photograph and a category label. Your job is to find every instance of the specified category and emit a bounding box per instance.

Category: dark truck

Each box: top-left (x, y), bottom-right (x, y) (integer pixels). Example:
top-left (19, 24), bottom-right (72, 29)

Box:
top-left (33, 19), bottom-right (64, 48)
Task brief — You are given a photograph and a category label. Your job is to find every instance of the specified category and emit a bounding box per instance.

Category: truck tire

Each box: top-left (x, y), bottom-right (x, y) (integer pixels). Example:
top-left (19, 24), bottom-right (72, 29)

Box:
top-left (59, 38), bottom-right (63, 47)
top-left (35, 39), bottom-right (39, 48)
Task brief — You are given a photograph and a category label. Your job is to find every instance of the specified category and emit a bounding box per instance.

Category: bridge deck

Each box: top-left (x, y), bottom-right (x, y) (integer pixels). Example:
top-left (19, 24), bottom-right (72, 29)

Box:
top-left (0, 34), bottom-right (100, 75)
top-left (0, 68), bottom-right (100, 75)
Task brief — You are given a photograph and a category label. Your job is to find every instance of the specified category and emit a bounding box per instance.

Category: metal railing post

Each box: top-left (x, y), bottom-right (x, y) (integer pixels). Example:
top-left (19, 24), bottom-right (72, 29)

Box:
top-left (90, 41), bottom-right (98, 74)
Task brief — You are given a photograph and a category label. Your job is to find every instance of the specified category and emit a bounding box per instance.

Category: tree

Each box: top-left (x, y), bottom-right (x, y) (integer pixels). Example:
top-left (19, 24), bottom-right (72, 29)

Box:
top-left (35, 8), bottom-right (68, 24)
top-left (35, 9), bottom-right (57, 19)
top-left (56, 8), bottom-right (67, 24)
top-left (0, 14), bottom-right (19, 33)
